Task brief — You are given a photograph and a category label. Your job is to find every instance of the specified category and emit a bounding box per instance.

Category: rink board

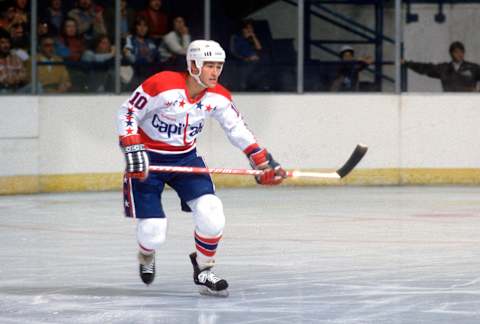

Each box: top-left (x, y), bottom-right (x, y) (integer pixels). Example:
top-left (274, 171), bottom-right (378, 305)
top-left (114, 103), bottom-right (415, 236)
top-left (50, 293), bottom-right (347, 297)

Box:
top-left (2, 168), bottom-right (480, 194)
top-left (1, 94), bottom-right (480, 194)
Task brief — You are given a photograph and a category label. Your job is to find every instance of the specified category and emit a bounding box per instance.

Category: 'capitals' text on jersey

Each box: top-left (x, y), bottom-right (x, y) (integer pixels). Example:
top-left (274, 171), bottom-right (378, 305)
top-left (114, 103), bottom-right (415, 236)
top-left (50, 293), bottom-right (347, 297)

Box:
top-left (117, 71), bottom-right (257, 154)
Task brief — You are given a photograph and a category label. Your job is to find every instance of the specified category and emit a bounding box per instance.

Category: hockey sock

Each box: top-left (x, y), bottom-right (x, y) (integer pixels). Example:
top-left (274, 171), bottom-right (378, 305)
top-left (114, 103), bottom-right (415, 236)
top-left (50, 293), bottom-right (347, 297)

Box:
top-left (194, 231), bottom-right (222, 269)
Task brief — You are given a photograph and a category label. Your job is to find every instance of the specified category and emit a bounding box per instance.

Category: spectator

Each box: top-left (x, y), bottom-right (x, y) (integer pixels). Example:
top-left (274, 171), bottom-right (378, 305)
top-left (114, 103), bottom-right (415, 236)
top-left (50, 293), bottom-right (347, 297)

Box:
top-left (136, 0), bottom-right (168, 42)
top-left (404, 41), bottom-right (480, 92)
top-left (123, 16), bottom-right (157, 86)
top-left (0, 28), bottom-right (27, 93)
top-left (104, 0), bottom-right (134, 41)
top-left (41, 0), bottom-right (66, 36)
top-left (38, 19), bottom-right (52, 38)
top-left (230, 20), bottom-right (269, 91)
top-left (8, 21), bottom-right (28, 61)
top-left (230, 20), bottom-right (262, 62)
top-left (330, 45), bottom-right (373, 92)
top-left (68, 0), bottom-right (107, 41)
top-left (11, 0), bottom-right (28, 26)
top-left (0, 6), bottom-right (20, 30)
top-left (82, 34), bottom-right (114, 91)
top-left (158, 16), bottom-right (190, 69)
top-left (29, 35), bottom-right (71, 93)
top-left (56, 17), bottom-right (85, 62)
top-left (56, 18), bottom-right (87, 91)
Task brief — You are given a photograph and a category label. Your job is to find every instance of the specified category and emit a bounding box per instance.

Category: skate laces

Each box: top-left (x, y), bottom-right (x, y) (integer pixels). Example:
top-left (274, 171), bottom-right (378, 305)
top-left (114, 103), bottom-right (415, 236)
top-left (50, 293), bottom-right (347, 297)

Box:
top-left (141, 260), bottom-right (155, 274)
top-left (199, 270), bottom-right (221, 284)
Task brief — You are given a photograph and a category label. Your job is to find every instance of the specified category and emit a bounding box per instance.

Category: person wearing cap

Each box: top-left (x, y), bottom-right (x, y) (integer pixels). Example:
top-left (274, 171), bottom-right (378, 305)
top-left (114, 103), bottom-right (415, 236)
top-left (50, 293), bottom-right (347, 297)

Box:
top-left (403, 41), bottom-right (480, 92)
top-left (116, 40), bottom-right (286, 297)
top-left (330, 45), bottom-right (373, 92)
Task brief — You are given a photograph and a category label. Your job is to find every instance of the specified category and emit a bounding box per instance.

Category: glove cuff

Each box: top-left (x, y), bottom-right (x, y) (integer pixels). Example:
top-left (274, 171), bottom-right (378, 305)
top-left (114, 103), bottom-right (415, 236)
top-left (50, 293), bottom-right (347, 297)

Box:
top-left (249, 148), bottom-right (269, 169)
top-left (243, 143), bottom-right (261, 157)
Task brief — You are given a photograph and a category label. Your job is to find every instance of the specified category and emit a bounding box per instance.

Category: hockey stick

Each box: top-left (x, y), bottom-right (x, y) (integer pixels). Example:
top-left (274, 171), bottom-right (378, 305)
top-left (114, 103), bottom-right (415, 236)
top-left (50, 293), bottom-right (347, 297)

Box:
top-left (149, 144), bottom-right (368, 180)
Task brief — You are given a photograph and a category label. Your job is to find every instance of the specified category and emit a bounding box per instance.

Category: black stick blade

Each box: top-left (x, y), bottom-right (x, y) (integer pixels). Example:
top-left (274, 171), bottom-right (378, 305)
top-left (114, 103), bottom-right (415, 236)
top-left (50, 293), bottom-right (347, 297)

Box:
top-left (336, 144), bottom-right (368, 178)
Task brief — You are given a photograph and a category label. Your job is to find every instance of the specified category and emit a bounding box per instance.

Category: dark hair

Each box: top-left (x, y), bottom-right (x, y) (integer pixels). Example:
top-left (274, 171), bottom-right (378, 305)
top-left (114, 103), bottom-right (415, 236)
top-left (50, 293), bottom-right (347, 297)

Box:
top-left (170, 16), bottom-right (185, 30)
top-left (240, 19), bottom-right (254, 31)
top-left (61, 17), bottom-right (78, 37)
top-left (0, 28), bottom-right (11, 41)
top-left (39, 35), bottom-right (54, 44)
top-left (449, 41), bottom-right (465, 54)
top-left (132, 16), bottom-right (148, 35)
top-left (92, 34), bottom-right (109, 49)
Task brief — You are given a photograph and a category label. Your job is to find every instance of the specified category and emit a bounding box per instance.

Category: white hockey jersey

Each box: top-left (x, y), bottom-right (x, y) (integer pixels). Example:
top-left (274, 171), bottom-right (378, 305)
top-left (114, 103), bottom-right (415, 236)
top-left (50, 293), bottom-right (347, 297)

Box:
top-left (117, 71), bottom-right (258, 155)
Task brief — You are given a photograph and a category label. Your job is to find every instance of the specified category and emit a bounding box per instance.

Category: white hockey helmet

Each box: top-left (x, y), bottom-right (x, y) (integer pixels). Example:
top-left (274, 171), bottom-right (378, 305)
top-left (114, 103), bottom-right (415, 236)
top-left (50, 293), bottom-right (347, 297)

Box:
top-left (186, 40), bottom-right (226, 86)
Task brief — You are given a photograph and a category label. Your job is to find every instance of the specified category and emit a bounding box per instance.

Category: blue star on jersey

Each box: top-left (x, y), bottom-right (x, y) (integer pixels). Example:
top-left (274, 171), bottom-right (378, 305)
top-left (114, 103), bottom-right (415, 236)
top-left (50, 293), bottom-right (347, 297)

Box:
top-left (196, 102), bottom-right (203, 110)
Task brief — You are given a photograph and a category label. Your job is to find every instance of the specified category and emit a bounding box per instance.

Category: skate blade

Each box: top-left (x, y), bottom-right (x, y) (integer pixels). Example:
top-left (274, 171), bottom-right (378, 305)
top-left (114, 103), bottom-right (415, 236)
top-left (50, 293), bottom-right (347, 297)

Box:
top-left (198, 286), bottom-right (229, 298)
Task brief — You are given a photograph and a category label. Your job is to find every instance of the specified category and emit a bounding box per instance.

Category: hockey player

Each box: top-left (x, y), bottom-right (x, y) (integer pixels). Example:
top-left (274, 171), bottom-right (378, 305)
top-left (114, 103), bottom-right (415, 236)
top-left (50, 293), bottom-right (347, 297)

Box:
top-left (117, 40), bottom-right (286, 297)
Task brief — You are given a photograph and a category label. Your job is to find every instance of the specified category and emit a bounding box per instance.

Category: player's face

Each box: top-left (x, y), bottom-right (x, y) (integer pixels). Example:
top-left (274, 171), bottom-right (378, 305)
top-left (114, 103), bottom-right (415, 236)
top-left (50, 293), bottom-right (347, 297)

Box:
top-left (199, 62), bottom-right (223, 88)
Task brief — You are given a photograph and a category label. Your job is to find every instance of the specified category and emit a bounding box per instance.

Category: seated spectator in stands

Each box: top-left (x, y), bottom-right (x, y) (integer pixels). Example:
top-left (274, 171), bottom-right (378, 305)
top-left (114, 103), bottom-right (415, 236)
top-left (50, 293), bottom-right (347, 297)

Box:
top-left (8, 21), bottom-right (28, 61)
top-left (11, 0), bottom-right (29, 26)
top-left (82, 34), bottom-right (114, 91)
top-left (56, 18), bottom-right (87, 91)
top-left (104, 0), bottom-right (134, 41)
top-left (38, 20), bottom-right (53, 38)
top-left (230, 20), bottom-right (269, 91)
top-left (68, 0), bottom-right (107, 41)
top-left (158, 16), bottom-right (190, 70)
top-left (136, 0), bottom-right (168, 43)
top-left (42, 0), bottom-right (66, 36)
top-left (231, 20), bottom-right (262, 63)
top-left (56, 17), bottom-right (85, 62)
top-left (330, 45), bottom-right (373, 92)
top-left (123, 16), bottom-right (158, 86)
top-left (0, 28), bottom-right (27, 93)
top-left (0, 6), bottom-right (19, 30)
top-left (30, 35), bottom-right (71, 93)
top-left (403, 41), bottom-right (480, 92)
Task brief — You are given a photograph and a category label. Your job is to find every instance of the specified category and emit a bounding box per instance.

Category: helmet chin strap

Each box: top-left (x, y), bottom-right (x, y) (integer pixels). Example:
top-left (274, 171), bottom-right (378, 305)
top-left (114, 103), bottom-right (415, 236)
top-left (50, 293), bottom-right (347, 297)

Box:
top-left (189, 60), bottom-right (208, 88)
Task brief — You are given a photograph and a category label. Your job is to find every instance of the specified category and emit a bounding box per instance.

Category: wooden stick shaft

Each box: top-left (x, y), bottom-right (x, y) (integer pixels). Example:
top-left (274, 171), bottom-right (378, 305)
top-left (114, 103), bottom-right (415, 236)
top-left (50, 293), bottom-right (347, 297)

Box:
top-left (148, 165), bottom-right (340, 179)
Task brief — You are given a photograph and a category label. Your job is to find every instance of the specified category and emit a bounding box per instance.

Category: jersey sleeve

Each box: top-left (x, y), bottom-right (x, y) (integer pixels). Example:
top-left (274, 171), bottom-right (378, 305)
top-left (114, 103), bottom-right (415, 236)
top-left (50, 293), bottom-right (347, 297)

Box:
top-left (117, 83), bottom-right (158, 137)
top-left (212, 100), bottom-right (258, 153)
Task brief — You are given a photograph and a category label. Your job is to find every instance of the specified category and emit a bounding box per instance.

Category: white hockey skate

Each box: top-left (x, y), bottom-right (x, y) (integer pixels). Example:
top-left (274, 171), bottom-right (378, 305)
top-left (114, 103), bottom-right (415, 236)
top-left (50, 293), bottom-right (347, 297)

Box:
top-left (138, 252), bottom-right (155, 285)
top-left (189, 252), bottom-right (229, 297)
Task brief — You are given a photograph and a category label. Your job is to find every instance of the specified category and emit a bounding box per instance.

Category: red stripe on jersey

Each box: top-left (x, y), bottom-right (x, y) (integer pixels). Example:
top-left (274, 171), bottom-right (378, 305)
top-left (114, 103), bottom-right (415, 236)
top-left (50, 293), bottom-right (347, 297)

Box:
top-left (195, 231), bottom-right (222, 244)
top-left (183, 113), bottom-right (194, 145)
top-left (142, 71), bottom-right (187, 97)
top-left (208, 84), bottom-right (232, 101)
top-left (138, 128), bottom-right (196, 152)
top-left (195, 244), bottom-right (216, 257)
top-left (141, 71), bottom-right (188, 97)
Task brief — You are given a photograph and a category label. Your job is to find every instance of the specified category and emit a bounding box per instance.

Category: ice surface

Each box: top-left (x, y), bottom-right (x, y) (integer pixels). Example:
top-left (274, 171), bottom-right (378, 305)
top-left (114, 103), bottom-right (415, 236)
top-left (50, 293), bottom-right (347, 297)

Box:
top-left (1, 187), bottom-right (480, 323)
